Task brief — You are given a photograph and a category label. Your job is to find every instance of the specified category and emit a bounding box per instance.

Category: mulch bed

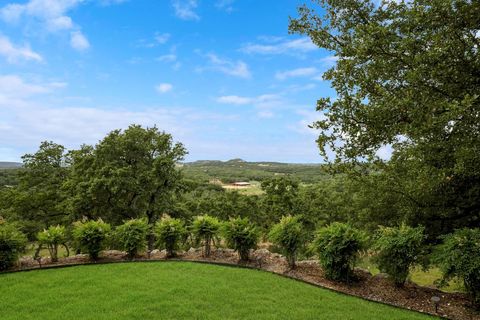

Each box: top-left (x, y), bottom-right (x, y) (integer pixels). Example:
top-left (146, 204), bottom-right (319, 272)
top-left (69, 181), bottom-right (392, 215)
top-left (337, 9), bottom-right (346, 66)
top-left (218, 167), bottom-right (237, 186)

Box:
top-left (7, 248), bottom-right (479, 320)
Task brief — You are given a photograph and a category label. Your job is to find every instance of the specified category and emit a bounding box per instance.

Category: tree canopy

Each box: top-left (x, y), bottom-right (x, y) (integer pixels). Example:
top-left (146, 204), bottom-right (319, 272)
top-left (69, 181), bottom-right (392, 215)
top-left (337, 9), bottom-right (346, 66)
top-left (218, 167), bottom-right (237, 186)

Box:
top-left (289, 0), bottom-right (480, 237)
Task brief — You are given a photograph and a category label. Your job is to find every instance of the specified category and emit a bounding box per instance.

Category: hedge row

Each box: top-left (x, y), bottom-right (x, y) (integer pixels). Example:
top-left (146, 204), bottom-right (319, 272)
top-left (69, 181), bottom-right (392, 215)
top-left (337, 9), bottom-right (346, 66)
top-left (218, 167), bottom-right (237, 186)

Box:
top-left (1, 217), bottom-right (479, 308)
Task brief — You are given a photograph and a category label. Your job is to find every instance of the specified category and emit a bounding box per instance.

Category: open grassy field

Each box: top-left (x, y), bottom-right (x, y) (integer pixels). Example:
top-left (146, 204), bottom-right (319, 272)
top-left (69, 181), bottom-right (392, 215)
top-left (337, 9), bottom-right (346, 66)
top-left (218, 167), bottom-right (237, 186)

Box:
top-left (0, 262), bottom-right (436, 320)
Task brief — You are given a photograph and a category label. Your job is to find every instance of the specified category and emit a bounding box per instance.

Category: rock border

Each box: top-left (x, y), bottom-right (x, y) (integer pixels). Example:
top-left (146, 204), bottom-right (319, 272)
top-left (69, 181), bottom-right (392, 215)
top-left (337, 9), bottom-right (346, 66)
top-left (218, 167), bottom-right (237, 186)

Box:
top-left (1, 249), bottom-right (477, 320)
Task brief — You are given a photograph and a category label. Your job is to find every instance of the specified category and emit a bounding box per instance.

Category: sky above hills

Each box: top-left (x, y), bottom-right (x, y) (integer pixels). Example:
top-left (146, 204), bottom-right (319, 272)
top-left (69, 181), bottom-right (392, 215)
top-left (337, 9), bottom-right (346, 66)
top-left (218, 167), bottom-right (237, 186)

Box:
top-left (0, 0), bottom-right (337, 163)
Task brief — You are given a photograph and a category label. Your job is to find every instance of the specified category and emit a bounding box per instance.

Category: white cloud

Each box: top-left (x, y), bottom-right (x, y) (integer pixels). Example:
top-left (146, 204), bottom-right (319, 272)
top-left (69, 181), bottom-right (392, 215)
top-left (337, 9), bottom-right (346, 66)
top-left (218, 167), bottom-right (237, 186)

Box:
top-left (257, 110), bottom-right (274, 118)
top-left (156, 83), bottom-right (173, 93)
top-left (240, 37), bottom-right (317, 55)
top-left (157, 54), bottom-right (176, 62)
top-left (0, 0), bottom-right (91, 51)
top-left (216, 94), bottom-right (282, 108)
top-left (99, 0), bottom-right (128, 6)
top-left (0, 0), bottom-right (82, 24)
top-left (289, 110), bottom-right (326, 136)
top-left (215, 0), bottom-right (235, 13)
top-left (275, 67), bottom-right (317, 80)
top-left (155, 32), bottom-right (171, 44)
top-left (199, 53), bottom-right (251, 78)
top-left (171, 0), bottom-right (199, 21)
top-left (70, 31), bottom-right (90, 51)
top-left (46, 15), bottom-right (73, 30)
top-left (0, 74), bottom-right (66, 99)
top-left (319, 55), bottom-right (338, 66)
top-left (216, 95), bottom-right (253, 105)
top-left (0, 34), bottom-right (43, 63)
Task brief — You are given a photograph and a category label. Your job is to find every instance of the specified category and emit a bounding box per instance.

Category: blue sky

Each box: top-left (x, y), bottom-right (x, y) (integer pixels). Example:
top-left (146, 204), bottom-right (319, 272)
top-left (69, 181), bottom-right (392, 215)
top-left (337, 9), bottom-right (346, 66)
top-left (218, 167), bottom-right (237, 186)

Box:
top-left (0, 0), bottom-right (337, 163)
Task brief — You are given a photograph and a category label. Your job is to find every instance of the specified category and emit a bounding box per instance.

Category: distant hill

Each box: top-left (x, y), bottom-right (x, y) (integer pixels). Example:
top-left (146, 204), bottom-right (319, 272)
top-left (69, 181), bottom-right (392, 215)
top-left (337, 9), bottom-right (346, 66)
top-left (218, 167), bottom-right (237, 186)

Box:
top-left (0, 162), bottom-right (22, 169)
top-left (182, 159), bottom-right (327, 183)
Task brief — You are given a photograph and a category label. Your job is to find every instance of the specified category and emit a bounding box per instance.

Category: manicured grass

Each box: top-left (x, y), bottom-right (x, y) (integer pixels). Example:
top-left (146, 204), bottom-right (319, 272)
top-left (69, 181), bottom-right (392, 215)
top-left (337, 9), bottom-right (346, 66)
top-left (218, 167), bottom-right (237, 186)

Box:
top-left (0, 262), bottom-right (436, 320)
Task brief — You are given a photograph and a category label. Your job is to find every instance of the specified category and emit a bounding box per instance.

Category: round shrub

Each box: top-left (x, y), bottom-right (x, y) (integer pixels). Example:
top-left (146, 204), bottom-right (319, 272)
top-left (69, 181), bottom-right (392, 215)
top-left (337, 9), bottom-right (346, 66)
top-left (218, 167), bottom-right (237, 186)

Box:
top-left (268, 215), bottom-right (305, 269)
top-left (435, 228), bottom-right (480, 309)
top-left (223, 217), bottom-right (259, 261)
top-left (73, 219), bottom-right (111, 261)
top-left (373, 225), bottom-right (425, 286)
top-left (312, 222), bottom-right (365, 282)
top-left (191, 215), bottom-right (220, 257)
top-left (37, 225), bottom-right (68, 262)
top-left (0, 220), bottom-right (27, 270)
top-left (155, 217), bottom-right (186, 257)
top-left (115, 219), bottom-right (149, 259)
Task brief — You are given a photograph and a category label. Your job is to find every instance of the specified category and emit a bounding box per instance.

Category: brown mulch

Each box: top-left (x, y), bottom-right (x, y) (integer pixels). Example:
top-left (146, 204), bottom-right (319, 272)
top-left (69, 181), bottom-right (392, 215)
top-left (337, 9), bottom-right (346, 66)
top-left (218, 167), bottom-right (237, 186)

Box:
top-left (6, 248), bottom-right (479, 320)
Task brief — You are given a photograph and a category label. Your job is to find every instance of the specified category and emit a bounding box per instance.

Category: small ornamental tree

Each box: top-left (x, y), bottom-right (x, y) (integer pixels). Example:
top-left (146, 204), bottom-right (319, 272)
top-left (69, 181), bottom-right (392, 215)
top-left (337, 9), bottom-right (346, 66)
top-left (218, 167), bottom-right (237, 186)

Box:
top-left (373, 225), bottom-right (425, 286)
top-left (223, 217), bottom-right (259, 261)
top-left (268, 215), bottom-right (305, 269)
top-left (37, 225), bottom-right (69, 262)
top-left (312, 222), bottom-right (365, 282)
top-left (155, 217), bottom-right (186, 258)
top-left (435, 228), bottom-right (480, 309)
top-left (73, 219), bottom-right (111, 261)
top-left (0, 219), bottom-right (27, 270)
top-left (191, 215), bottom-right (220, 257)
top-left (115, 219), bottom-right (149, 259)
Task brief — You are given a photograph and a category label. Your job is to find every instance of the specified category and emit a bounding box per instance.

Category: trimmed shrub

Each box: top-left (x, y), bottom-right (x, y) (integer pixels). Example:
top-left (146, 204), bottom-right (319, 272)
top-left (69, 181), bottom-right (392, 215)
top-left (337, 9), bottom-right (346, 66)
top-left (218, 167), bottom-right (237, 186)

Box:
top-left (223, 217), bottom-right (259, 261)
top-left (373, 225), bottom-right (425, 286)
top-left (73, 219), bottom-right (111, 261)
top-left (0, 220), bottom-right (27, 270)
top-left (312, 222), bottom-right (365, 282)
top-left (191, 215), bottom-right (220, 257)
top-left (37, 225), bottom-right (68, 262)
top-left (268, 215), bottom-right (304, 268)
top-left (155, 217), bottom-right (186, 257)
top-left (115, 219), bottom-right (149, 259)
top-left (435, 228), bottom-right (480, 309)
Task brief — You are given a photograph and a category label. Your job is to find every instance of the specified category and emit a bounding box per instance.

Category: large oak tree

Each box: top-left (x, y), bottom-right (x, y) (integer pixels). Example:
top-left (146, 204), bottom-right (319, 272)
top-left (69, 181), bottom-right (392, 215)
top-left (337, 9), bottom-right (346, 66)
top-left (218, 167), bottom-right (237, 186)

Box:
top-left (290, 0), bottom-right (480, 237)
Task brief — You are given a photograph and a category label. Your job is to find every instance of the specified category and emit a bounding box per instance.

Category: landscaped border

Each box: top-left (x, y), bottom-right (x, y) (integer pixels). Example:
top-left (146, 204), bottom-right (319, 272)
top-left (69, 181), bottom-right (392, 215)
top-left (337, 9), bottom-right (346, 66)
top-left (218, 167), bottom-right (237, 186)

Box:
top-left (0, 256), bottom-right (448, 320)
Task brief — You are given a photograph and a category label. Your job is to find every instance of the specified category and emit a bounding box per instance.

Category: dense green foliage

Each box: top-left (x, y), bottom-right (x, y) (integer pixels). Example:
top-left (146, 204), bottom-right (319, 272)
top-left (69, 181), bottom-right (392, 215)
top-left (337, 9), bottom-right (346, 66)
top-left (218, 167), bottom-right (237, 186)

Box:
top-left (191, 215), bottom-right (220, 257)
top-left (0, 220), bottom-right (27, 270)
top-left (290, 0), bottom-right (480, 238)
top-left (37, 225), bottom-right (68, 262)
top-left (0, 262), bottom-right (434, 320)
top-left (0, 142), bottom-right (69, 238)
top-left (435, 228), bottom-right (480, 309)
top-left (65, 125), bottom-right (186, 251)
top-left (73, 219), bottom-right (111, 260)
top-left (268, 216), bottom-right (305, 268)
top-left (222, 217), bottom-right (259, 261)
top-left (373, 225), bottom-right (425, 286)
top-left (115, 219), bottom-right (149, 259)
top-left (155, 217), bottom-right (187, 257)
top-left (312, 223), bottom-right (365, 282)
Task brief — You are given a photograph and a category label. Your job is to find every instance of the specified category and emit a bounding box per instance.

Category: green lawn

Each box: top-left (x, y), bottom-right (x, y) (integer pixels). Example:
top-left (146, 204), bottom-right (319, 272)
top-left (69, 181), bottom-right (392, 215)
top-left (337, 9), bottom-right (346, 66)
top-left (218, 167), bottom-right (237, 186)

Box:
top-left (0, 262), bottom-right (436, 320)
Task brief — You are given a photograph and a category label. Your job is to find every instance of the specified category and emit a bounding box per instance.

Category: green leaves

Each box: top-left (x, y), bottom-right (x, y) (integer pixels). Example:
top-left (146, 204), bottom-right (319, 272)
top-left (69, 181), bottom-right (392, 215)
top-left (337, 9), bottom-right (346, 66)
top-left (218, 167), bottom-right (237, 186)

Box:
top-left (73, 219), bottom-right (111, 260)
top-left (289, 0), bottom-right (480, 237)
top-left (155, 217), bottom-right (186, 257)
top-left (66, 125), bottom-right (187, 226)
top-left (115, 219), bottom-right (149, 259)
top-left (223, 217), bottom-right (259, 261)
top-left (372, 225), bottom-right (425, 286)
top-left (37, 225), bottom-right (68, 262)
top-left (268, 215), bottom-right (305, 268)
top-left (191, 215), bottom-right (220, 257)
top-left (312, 222), bottom-right (365, 282)
top-left (435, 228), bottom-right (480, 309)
top-left (0, 220), bottom-right (27, 270)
